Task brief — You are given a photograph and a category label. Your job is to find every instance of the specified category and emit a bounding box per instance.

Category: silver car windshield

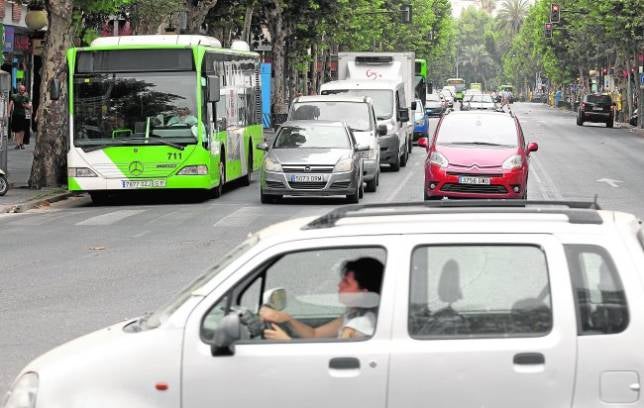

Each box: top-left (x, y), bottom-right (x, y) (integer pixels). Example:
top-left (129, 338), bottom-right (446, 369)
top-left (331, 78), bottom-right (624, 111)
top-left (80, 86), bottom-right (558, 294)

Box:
top-left (322, 89), bottom-right (393, 119)
top-left (291, 102), bottom-right (372, 131)
top-left (437, 115), bottom-right (518, 147)
top-left (274, 125), bottom-right (351, 149)
top-left (467, 94), bottom-right (494, 103)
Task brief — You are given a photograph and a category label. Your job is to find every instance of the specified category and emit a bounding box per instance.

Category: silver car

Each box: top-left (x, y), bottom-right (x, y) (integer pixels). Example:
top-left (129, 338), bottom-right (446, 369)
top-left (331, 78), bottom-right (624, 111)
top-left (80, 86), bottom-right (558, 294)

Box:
top-left (258, 121), bottom-right (367, 203)
top-left (289, 95), bottom-right (382, 192)
top-left (462, 93), bottom-right (498, 111)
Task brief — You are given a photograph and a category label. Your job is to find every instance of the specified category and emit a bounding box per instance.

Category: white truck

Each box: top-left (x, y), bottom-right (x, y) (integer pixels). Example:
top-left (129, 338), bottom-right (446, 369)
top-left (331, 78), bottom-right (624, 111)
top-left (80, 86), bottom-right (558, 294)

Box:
top-left (320, 52), bottom-right (416, 171)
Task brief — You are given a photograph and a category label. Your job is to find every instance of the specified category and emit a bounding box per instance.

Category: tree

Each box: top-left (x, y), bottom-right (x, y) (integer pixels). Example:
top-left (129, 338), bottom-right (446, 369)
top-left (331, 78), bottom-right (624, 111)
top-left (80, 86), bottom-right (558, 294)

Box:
top-left (480, 0), bottom-right (496, 14)
top-left (461, 44), bottom-right (494, 85)
top-left (29, 0), bottom-right (132, 188)
top-left (496, 0), bottom-right (529, 35)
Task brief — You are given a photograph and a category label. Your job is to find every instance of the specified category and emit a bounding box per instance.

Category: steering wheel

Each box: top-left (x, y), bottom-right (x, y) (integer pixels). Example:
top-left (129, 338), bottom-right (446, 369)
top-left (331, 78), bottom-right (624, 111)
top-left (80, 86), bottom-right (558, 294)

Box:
top-left (236, 307), bottom-right (271, 339)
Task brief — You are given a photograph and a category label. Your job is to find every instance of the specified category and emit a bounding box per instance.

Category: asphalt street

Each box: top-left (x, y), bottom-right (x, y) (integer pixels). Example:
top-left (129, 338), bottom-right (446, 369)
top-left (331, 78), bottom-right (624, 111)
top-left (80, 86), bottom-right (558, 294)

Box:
top-left (1, 102), bottom-right (643, 393)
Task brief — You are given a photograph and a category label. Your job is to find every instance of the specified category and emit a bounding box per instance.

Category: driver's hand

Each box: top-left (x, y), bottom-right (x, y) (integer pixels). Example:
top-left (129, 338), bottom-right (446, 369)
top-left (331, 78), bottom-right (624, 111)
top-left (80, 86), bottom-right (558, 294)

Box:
top-left (259, 306), bottom-right (290, 323)
top-left (264, 323), bottom-right (291, 340)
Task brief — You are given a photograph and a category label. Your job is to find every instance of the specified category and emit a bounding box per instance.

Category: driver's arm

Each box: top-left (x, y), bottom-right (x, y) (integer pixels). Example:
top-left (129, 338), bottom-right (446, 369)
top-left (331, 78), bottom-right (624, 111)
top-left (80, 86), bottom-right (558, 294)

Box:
top-left (260, 307), bottom-right (342, 338)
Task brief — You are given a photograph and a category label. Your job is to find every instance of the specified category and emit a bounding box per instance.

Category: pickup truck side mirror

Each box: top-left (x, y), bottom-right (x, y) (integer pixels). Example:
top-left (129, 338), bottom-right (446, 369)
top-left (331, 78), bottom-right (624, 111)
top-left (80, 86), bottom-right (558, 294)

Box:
top-left (210, 312), bottom-right (241, 356)
top-left (377, 124), bottom-right (388, 136)
top-left (411, 101), bottom-right (417, 111)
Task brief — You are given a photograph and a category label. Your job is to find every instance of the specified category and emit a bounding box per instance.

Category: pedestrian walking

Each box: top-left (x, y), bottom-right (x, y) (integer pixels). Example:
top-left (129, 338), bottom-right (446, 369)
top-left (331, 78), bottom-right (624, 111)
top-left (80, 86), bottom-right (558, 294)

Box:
top-left (8, 84), bottom-right (32, 150)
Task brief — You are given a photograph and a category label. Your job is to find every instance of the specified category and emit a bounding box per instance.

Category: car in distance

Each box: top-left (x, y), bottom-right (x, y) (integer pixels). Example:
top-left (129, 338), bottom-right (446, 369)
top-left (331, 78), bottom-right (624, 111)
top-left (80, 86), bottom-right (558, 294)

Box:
top-left (288, 95), bottom-right (382, 192)
top-left (425, 93), bottom-right (446, 117)
top-left (413, 98), bottom-right (429, 141)
top-left (461, 93), bottom-right (497, 111)
top-left (577, 94), bottom-right (615, 128)
top-left (4, 200), bottom-right (643, 408)
top-left (420, 111), bottom-right (538, 200)
top-left (258, 120), bottom-right (367, 203)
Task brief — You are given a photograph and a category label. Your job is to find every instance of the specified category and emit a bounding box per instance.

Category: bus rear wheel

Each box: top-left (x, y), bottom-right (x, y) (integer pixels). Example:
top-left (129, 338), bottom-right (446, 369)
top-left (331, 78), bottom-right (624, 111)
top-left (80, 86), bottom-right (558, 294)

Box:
top-left (212, 155), bottom-right (225, 198)
top-left (89, 191), bottom-right (109, 205)
top-left (241, 144), bottom-right (252, 186)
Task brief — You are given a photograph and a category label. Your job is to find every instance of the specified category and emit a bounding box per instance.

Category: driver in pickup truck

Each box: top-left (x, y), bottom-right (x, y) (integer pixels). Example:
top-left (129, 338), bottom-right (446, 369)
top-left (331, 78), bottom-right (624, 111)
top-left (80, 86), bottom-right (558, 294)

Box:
top-left (260, 257), bottom-right (384, 340)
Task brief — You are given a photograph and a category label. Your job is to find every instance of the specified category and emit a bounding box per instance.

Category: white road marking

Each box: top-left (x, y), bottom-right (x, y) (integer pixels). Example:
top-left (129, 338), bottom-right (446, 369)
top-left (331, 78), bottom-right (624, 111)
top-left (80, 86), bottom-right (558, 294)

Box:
top-left (76, 209), bottom-right (146, 226)
top-left (132, 230), bottom-right (150, 238)
top-left (213, 206), bottom-right (264, 227)
top-left (596, 178), bottom-right (623, 188)
top-left (387, 168), bottom-right (416, 202)
top-left (529, 156), bottom-right (563, 200)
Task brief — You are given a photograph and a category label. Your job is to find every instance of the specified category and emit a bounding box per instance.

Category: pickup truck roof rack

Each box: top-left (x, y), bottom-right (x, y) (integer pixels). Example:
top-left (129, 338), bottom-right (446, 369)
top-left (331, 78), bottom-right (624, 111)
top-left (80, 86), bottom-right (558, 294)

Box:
top-left (303, 199), bottom-right (603, 230)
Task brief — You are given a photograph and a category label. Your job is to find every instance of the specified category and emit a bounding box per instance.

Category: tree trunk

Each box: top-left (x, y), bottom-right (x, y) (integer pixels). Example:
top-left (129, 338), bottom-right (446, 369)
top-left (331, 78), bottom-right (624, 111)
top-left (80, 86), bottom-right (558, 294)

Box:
top-left (269, 0), bottom-right (288, 115)
top-left (29, 0), bottom-right (74, 188)
top-left (241, 5), bottom-right (254, 43)
top-left (186, 0), bottom-right (218, 34)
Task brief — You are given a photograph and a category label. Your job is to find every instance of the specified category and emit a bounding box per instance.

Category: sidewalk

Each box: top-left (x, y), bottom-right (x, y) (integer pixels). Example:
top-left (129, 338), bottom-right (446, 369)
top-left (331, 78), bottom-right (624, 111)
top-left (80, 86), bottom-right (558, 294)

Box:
top-left (0, 138), bottom-right (74, 213)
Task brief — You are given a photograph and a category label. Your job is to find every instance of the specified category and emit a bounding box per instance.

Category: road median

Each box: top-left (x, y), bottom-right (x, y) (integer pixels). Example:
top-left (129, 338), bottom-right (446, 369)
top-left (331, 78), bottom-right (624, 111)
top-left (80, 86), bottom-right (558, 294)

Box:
top-left (0, 187), bottom-right (78, 213)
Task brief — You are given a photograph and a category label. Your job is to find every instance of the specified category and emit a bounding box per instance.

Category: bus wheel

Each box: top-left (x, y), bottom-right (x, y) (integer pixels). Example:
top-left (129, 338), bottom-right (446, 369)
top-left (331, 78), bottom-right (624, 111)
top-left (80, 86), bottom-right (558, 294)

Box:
top-left (212, 154), bottom-right (225, 198)
top-left (241, 144), bottom-right (252, 186)
top-left (89, 191), bottom-right (108, 205)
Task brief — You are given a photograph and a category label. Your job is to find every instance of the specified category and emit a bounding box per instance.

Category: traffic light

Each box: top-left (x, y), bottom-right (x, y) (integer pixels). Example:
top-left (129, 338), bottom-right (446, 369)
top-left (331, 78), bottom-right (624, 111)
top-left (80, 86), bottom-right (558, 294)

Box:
top-left (550, 3), bottom-right (560, 24)
top-left (544, 23), bottom-right (553, 38)
top-left (400, 4), bottom-right (412, 24)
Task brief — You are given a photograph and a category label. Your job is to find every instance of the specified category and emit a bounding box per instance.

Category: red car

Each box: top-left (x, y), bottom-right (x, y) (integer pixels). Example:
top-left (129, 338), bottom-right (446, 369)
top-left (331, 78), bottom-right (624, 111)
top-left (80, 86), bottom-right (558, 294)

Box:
top-left (419, 111), bottom-right (538, 200)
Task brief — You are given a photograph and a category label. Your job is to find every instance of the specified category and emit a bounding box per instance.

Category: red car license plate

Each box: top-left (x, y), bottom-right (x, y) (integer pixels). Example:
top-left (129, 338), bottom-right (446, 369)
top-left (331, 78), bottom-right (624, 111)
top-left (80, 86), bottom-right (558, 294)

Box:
top-left (459, 176), bottom-right (490, 185)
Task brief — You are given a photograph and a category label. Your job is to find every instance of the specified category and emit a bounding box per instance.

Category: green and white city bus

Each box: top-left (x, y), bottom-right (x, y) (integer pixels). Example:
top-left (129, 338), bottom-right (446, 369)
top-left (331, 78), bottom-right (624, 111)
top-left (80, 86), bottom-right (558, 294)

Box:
top-left (66, 35), bottom-right (264, 202)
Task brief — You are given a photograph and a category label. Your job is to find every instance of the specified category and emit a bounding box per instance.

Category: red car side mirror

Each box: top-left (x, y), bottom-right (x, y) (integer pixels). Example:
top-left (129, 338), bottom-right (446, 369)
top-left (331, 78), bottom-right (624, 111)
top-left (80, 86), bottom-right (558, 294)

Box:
top-left (418, 137), bottom-right (429, 148)
top-left (527, 142), bottom-right (539, 153)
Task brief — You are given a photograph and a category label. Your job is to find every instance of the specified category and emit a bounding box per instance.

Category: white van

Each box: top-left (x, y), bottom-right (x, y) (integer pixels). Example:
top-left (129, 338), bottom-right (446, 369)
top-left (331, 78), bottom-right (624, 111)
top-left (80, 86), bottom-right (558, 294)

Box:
top-left (320, 80), bottom-right (412, 171)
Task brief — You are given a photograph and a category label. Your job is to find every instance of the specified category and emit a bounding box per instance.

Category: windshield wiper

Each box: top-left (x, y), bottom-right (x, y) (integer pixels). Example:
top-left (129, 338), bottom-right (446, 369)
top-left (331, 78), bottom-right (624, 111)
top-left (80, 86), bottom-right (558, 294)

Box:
top-left (447, 141), bottom-right (506, 146)
top-left (80, 140), bottom-right (129, 152)
top-left (128, 135), bottom-right (185, 150)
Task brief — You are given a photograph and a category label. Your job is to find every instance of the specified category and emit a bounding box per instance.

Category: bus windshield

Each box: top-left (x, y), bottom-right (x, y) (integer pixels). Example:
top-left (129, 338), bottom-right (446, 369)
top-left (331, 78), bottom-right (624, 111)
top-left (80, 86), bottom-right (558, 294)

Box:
top-left (73, 71), bottom-right (198, 148)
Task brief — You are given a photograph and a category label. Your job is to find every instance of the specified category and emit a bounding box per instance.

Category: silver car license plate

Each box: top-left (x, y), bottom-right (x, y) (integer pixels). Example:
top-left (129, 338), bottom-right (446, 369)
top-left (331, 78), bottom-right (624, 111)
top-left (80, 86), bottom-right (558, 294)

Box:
top-left (459, 176), bottom-right (490, 185)
top-left (289, 174), bottom-right (325, 183)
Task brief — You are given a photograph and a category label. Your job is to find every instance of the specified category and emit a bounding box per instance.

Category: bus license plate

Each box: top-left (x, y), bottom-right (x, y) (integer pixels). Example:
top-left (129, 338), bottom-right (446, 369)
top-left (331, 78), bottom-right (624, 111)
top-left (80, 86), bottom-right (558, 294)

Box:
top-left (459, 176), bottom-right (490, 185)
top-left (289, 174), bottom-right (325, 183)
top-left (120, 179), bottom-right (166, 189)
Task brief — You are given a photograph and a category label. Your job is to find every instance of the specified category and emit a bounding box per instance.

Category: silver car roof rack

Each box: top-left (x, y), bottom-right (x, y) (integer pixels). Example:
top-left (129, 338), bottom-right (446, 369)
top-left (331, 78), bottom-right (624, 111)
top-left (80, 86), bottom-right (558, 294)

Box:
top-left (302, 199), bottom-right (603, 230)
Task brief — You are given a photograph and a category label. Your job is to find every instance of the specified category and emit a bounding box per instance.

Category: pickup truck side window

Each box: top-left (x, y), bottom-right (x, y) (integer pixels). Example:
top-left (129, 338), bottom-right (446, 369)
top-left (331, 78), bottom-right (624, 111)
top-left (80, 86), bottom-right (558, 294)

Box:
top-left (409, 245), bottom-right (552, 339)
top-left (565, 244), bottom-right (628, 335)
top-left (201, 247), bottom-right (387, 343)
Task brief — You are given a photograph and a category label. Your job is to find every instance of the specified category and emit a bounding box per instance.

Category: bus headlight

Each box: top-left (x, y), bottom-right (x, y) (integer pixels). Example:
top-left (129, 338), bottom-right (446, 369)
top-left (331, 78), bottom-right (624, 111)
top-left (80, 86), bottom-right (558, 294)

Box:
top-left (68, 167), bottom-right (98, 177)
top-left (178, 165), bottom-right (208, 175)
top-left (3, 372), bottom-right (39, 408)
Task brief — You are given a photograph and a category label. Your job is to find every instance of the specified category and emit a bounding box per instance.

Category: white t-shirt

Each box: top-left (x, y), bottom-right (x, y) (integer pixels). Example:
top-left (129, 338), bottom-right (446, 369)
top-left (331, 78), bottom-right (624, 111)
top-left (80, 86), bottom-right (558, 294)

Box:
top-left (340, 310), bottom-right (377, 338)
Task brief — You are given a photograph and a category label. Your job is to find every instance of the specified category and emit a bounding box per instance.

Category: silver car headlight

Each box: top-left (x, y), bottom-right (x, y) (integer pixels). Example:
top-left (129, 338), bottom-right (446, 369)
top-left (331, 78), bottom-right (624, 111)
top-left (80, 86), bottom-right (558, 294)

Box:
top-left (334, 158), bottom-right (353, 172)
top-left (3, 372), bottom-right (38, 408)
top-left (263, 157), bottom-right (282, 172)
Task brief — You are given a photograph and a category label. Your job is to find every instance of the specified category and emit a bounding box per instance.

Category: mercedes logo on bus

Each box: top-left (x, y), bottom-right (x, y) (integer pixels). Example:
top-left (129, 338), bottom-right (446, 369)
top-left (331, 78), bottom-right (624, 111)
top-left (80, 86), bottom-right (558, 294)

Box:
top-left (129, 161), bottom-right (144, 176)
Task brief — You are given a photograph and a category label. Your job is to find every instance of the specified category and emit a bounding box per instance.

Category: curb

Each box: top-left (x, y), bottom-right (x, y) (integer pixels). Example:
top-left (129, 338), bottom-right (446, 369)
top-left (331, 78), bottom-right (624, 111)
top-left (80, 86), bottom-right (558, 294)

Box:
top-left (1, 190), bottom-right (79, 214)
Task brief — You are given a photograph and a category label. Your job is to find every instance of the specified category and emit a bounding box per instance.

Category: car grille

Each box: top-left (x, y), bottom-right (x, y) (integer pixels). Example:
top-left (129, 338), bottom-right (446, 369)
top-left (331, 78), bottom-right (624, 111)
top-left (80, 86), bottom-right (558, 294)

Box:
top-left (282, 165), bottom-right (334, 173)
top-left (330, 181), bottom-right (351, 189)
top-left (288, 181), bottom-right (328, 190)
top-left (441, 184), bottom-right (507, 194)
top-left (265, 180), bottom-right (284, 188)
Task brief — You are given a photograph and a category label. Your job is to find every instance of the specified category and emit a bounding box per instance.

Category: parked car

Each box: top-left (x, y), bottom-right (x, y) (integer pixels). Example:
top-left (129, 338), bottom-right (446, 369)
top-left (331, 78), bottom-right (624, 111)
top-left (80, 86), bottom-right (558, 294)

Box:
top-left (413, 98), bottom-right (429, 141)
top-left (5, 200), bottom-right (644, 408)
top-left (419, 111), bottom-right (538, 200)
top-left (258, 120), bottom-right (367, 203)
top-left (577, 94), bottom-right (614, 128)
top-left (425, 93), bottom-right (446, 117)
top-left (461, 93), bottom-right (497, 111)
top-left (288, 95), bottom-right (382, 192)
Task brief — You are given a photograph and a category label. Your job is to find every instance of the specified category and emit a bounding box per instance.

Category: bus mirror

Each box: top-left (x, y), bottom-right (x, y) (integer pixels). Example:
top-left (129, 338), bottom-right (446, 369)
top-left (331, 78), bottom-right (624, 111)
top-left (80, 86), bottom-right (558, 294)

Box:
top-left (207, 76), bottom-right (220, 102)
top-left (49, 78), bottom-right (61, 101)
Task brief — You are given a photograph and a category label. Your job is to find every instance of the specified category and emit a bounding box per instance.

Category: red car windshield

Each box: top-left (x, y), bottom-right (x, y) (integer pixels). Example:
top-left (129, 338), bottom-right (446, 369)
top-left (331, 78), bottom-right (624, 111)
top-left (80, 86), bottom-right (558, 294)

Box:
top-left (436, 115), bottom-right (518, 147)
